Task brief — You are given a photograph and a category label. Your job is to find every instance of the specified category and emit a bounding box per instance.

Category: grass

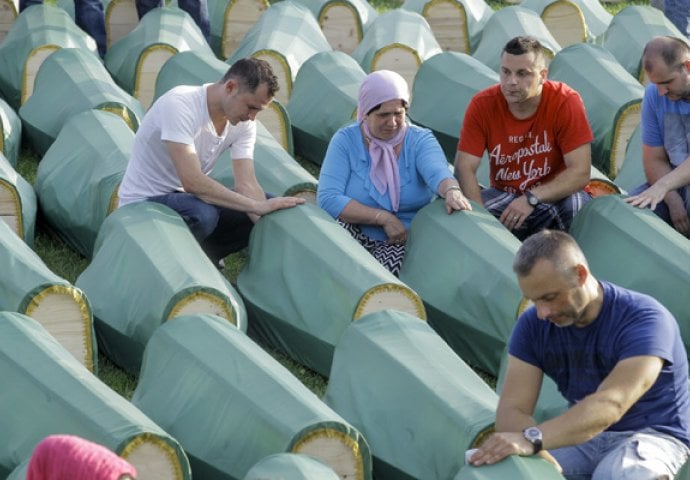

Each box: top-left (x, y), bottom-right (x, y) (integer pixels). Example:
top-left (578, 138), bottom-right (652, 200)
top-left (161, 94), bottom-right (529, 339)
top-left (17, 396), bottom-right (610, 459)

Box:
top-left (15, 0), bottom-right (649, 401)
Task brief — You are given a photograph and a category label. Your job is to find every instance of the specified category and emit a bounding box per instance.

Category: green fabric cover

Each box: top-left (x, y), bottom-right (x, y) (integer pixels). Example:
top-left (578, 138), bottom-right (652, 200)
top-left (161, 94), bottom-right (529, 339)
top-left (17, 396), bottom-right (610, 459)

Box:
top-left (18, 47), bottom-right (143, 156)
top-left (0, 152), bottom-right (37, 246)
top-left (210, 121), bottom-right (317, 196)
top-left (226, 1), bottom-right (332, 91)
top-left (401, 0), bottom-right (493, 53)
top-left (547, 43), bottom-right (643, 177)
top-left (206, 0), bottom-right (269, 58)
top-left (408, 51), bottom-right (498, 162)
top-left (676, 459), bottom-right (690, 480)
top-left (153, 49), bottom-right (227, 103)
top-left (0, 219), bottom-right (97, 371)
top-left (243, 453), bottom-right (340, 480)
top-left (324, 309), bottom-right (498, 480)
top-left (453, 455), bottom-right (565, 479)
top-left (351, 9), bottom-right (442, 72)
top-left (602, 6), bottom-right (687, 82)
top-left (496, 348), bottom-right (569, 424)
top-left (0, 97), bottom-right (22, 167)
top-left (105, 6), bottom-right (213, 95)
top-left (5, 460), bottom-right (28, 480)
top-left (237, 202), bottom-right (425, 376)
top-left (472, 6), bottom-right (561, 73)
top-left (0, 311), bottom-right (191, 479)
top-left (34, 109), bottom-right (132, 258)
top-left (132, 314), bottom-right (372, 480)
top-left (287, 50), bottom-right (364, 166)
top-left (570, 195), bottom-right (690, 363)
top-left (0, 3), bottom-right (98, 109)
top-left (613, 123), bottom-right (643, 193)
top-left (399, 199), bottom-right (523, 375)
top-left (520, 0), bottom-right (611, 41)
top-left (76, 201), bottom-right (247, 374)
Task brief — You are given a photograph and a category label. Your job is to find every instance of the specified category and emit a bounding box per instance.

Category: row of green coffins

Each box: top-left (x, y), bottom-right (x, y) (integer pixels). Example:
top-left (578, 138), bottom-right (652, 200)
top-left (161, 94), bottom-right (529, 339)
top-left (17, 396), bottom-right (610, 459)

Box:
top-left (0, 2), bottom-right (680, 180)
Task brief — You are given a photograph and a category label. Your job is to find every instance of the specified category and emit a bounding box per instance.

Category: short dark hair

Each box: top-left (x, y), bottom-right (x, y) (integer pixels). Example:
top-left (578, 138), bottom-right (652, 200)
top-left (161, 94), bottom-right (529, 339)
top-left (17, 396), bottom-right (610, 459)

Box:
top-left (222, 58), bottom-right (279, 96)
top-left (502, 36), bottom-right (546, 67)
top-left (643, 36), bottom-right (690, 71)
top-left (513, 230), bottom-right (587, 279)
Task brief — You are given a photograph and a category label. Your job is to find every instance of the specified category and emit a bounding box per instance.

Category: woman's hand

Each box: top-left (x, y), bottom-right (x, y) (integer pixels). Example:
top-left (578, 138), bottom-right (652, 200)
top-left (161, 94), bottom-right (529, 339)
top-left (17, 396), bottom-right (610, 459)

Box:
top-left (377, 211), bottom-right (407, 244)
top-left (445, 188), bottom-right (472, 214)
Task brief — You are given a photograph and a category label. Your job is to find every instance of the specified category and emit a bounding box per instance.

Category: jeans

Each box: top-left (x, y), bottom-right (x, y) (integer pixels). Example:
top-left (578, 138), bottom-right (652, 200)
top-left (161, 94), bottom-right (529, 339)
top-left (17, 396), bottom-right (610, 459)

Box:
top-left (664, 0), bottom-right (690, 37)
top-left (135, 0), bottom-right (210, 43)
top-left (148, 192), bottom-right (254, 264)
top-left (20, 0), bottom-right (107, 57)
top-left (550, 429), bottom-right (690, 480)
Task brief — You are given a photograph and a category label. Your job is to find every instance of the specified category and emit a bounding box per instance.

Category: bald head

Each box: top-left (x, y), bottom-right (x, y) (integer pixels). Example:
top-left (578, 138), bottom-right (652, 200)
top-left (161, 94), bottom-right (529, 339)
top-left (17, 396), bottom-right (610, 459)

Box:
top-left (643, 36), bottom-right (690, 72)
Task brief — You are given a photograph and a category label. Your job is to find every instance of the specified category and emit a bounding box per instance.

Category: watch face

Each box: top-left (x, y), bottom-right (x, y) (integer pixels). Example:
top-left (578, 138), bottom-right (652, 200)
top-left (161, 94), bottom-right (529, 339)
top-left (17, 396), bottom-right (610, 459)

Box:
top-left (527, 193), bottom-right (538, 206)
top-left (525, 427), bottom-right (542, 441)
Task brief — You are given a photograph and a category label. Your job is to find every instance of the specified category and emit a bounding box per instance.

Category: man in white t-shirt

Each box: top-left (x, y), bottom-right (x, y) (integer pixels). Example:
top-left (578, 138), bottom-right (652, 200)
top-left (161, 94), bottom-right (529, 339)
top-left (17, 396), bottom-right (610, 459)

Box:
top-left (118, 58), bottom-right (304, 265)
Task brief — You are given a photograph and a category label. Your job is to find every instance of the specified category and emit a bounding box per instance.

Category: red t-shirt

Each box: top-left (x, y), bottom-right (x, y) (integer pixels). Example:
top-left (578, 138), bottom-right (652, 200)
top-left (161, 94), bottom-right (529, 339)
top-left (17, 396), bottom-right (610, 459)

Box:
top-left (457, 80), bottom-right (593, 194)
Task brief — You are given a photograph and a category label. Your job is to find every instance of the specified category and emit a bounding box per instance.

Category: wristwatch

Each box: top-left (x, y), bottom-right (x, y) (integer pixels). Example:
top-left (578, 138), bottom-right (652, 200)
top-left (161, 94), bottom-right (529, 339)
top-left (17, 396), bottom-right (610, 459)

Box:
top-left (525, 190), bottom-right (540, 207)
top-left (523, 426), bottom-right (543, 454)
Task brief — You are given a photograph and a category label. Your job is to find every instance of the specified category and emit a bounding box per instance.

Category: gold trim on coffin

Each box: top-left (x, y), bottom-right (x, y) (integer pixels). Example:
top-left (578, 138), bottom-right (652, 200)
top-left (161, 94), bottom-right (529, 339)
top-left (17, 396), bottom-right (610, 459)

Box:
top-left (24, 284), bottom-right (95, 373)
top-left (353, 282), bottom-right (427, 321)
top-left (166, 290), bottom-right (236, 326)
top-left (120, 432), bottom-right (185, 480)
top-left (292, 427), bottom-right (365, 480)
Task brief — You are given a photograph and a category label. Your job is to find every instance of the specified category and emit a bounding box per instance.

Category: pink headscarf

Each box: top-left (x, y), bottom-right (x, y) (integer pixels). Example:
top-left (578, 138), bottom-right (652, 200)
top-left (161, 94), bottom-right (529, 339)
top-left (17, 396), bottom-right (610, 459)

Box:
top-left (27, 434), bottom-right (137, 480)
top-left (358, 70), bottom-right (409, 212)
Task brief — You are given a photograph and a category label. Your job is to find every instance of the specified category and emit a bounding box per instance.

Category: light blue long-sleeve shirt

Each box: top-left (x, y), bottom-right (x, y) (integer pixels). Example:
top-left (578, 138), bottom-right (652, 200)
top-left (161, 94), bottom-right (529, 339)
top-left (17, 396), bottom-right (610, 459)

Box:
top-left (317, 122), bottom-right (453, 241)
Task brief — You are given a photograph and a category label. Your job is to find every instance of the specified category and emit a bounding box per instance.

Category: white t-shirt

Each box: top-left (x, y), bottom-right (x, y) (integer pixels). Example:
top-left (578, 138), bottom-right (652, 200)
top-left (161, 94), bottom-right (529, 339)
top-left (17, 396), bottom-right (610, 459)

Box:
top-left (118, 84), bottom-right (256, 206)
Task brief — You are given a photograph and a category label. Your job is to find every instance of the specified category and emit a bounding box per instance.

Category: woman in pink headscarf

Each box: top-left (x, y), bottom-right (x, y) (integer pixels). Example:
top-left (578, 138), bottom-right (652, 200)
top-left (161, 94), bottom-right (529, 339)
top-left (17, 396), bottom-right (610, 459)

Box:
top-left (317, 70), bottom-right (472, 275)
top-left (26, 434), bottom-right (137, 480)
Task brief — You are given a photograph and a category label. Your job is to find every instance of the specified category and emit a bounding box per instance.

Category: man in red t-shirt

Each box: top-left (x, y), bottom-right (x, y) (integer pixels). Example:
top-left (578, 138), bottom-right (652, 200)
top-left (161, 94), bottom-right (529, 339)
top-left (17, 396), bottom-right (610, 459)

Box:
top-left (454, 36), bottom-right (593, 240)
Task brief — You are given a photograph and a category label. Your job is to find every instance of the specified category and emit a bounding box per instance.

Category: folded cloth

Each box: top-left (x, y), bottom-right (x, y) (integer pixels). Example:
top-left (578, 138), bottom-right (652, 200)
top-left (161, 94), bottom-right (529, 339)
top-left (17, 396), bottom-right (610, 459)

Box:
top-left (27, 434), bottom-right (137, 480)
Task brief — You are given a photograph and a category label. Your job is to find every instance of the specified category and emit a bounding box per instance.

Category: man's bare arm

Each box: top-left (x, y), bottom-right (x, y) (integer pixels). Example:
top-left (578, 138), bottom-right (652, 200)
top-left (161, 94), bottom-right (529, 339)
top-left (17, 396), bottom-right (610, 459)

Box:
top-left (166, 141), bottom-right (303, 215)
top-left (528, 143), bottom-right (591, 203)
top-left (454, 151), bottom-right (483, 204)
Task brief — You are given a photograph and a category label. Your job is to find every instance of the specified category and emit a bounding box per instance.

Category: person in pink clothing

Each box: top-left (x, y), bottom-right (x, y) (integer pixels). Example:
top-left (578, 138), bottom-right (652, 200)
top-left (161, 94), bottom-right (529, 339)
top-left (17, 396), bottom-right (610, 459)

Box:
top-left (27, 434), bottom-right (137, 480)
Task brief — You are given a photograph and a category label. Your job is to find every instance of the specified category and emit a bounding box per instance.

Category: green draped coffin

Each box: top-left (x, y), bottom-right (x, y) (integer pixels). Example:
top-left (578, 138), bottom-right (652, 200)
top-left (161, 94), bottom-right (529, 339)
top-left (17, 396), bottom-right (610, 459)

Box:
top-left (34, 110), bottom-right (132, 258)
top-left (399, 199), bottom-right (525, 375)
top-left (351, 8), bottom-right (441, 89)
top-left (0, 312), bottom-right (191, 480)
top-left (243, 453), bottom-right (340, 480)
top-left (0, 3), bottom-right (98, 109)
top-left (547, 43), bottom-right (644, 178)
top-left (453, 455), bottom-right (565, 479)
top-left (226, 0), bottom-right (332, 106)
top-left (613, 123), bottom-right (643, 193)
top-left (18, 47), bottom-right (143, 156)
top-left (0, 151), bottom-right (36, 246)
top-left (132, 314), bottom-right (373, 480)
top-left (0, 219), bottom-right (96, 371)
top-left (519, 0), bottom-right (611, 46)
top-left (570, 195), bottom-right (690, 363)
top-left (602, 6), bottom-right (687, 84)
top-left (324, 309), bottom-right (498, 480)
top-left (105, 6), bottom-right (213, 111)
top-left (75, 201), bottom-right (247, 374)
top-left (286, 50), bottom-right (364, 166)
top-left (472, 6), bottom-right (560, 73)
top-left (0, 95), bottom-right (22, 167)
top-left (207, 0), bottom-right (269, 59)
top-left (153, 49), bottom-right (227, 104)
top-left (210, 121), bottom-right (317, 201)
top-left (294, 0), bottom-right (378, 54)
top-left (153, 49), bottom-right (293, 153)
top-left (408, 51), bottom-right (498, 162)
top-left (401, 0), bottom-right (492, 53)
top-left (237, 203), bottom-right (426, 377)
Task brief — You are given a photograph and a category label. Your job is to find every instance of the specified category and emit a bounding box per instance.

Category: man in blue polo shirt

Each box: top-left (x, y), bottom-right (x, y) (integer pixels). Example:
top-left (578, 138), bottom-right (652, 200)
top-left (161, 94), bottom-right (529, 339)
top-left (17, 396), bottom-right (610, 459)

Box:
top-left (467, 230), bottom-right (690, 479)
